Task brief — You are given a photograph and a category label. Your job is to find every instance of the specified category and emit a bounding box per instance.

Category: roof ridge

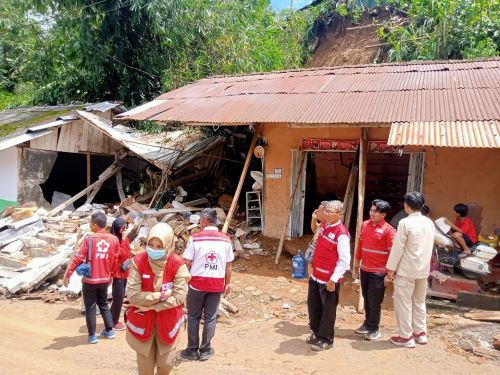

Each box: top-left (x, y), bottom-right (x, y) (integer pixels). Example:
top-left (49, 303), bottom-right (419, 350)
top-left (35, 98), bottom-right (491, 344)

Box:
top-left (199, 57), bottom-right (500, 82)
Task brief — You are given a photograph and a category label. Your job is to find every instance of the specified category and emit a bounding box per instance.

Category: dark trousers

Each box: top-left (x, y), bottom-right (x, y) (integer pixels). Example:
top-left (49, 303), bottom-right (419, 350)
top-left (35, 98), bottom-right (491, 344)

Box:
top-left (111, 278), bottom-right (127, 325)
top-left (307, 277), bottom-right (341, 344)
top-left (186, 287), bottom-right (222, 352)
top-left (360, 269), bottom-right (386, 332)
top-left (82, 282), bottom-right (113, 336)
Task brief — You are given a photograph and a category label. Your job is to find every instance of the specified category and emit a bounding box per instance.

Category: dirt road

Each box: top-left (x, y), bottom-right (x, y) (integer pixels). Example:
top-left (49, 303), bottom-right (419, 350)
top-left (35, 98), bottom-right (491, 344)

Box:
top-left (1, 264), bottom-right (498, 375)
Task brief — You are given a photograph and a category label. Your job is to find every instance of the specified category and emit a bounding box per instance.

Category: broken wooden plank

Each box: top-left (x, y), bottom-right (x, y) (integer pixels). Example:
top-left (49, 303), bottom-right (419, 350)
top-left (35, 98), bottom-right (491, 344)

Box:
top-left (116, 170), bottom-right (126, 201)
top-left (47, 163), bottom-right (122, 217)
top-left (464, 311), bottom-right (500, 322)
top-left (10, 209), bottom-right (34, 222)
top-left (182, 198), bottom-right (209, 207)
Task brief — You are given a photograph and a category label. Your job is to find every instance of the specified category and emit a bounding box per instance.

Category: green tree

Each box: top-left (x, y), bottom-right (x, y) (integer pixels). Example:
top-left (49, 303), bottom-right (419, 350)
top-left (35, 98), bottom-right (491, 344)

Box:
top-left (379, 0), bottom-right (499, 61)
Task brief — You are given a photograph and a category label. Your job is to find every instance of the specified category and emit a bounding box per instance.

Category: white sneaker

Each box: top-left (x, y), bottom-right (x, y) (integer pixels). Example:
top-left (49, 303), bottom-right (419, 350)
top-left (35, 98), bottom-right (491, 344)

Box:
top-left (390, 336), bottom-right (416, 348)
top-left (413, 332), bottom-right (428, 345)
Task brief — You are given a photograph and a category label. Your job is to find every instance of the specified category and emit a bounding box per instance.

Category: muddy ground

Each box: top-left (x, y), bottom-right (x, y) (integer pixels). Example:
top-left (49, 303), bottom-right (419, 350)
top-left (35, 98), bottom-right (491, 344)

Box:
top-left (1, 251), bottom-right (499, 375)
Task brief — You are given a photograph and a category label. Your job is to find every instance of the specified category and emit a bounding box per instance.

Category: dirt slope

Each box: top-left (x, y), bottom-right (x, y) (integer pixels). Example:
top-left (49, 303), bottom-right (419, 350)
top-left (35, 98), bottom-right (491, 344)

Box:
top-left (307, 13), bottom-right (387, 67)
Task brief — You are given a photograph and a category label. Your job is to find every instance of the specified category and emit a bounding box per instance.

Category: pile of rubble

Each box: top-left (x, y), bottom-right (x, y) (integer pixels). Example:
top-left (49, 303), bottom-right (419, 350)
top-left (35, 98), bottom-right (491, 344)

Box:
top-left (0, 193), bottom-right (264, 299)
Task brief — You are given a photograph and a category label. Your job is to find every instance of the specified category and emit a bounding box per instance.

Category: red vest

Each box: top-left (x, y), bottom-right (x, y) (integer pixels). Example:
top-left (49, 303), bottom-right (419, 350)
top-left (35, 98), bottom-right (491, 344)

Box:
top-left (126, 252), bottom-right (185, 345)
top-left (312, 222), bottom-right (350, 282)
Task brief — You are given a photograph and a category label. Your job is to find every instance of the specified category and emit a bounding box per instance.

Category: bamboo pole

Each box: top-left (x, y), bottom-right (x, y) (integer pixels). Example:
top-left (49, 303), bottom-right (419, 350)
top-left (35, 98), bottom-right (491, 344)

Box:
top-left (222, 125), bottom-right (260, 234)
top-left (355, 128), bottom-right (368, 314)
top-left (274, 152), bottom-right (307, 264)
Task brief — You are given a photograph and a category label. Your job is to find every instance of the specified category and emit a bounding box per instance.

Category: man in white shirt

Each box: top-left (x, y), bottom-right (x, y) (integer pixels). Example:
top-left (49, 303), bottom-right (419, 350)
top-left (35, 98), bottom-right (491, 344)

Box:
top-left (306, 200), bottom-right (351, 351)
top-left (385, 191), bottom-right (435, 348)
top-left (180, 208), bottom-right (234, 361)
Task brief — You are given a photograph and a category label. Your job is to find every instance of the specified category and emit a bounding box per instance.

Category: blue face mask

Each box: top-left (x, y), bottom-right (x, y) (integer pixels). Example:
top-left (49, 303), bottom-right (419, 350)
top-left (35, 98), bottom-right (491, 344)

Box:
top-left (146, 246), bottom-right (166, 260)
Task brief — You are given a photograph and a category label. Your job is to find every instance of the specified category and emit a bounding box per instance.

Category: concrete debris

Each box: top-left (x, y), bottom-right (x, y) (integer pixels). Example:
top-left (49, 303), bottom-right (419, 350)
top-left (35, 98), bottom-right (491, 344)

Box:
top-left (0, 169), bottom-right (264, 299)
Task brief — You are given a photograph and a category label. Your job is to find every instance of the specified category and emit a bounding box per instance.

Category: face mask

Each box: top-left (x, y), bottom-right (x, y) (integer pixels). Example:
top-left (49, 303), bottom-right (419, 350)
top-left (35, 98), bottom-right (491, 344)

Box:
top-left (146, 246), bottom-right (166, 260)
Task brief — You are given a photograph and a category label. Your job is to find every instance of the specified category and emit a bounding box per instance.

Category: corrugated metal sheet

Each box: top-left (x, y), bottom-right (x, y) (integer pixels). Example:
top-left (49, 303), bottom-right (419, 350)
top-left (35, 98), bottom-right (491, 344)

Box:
top-left (0, 130), bottom-right (53, 151)
top-left (76, 111), bottom-right (223, 171)
top-left (118, 59), bottom-right (500, 125)
top-left (388, 121), bottom-right (500, 148)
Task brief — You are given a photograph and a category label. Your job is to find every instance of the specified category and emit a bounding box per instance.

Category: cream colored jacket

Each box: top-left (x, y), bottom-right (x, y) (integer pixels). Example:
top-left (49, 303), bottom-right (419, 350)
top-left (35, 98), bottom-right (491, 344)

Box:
top-left (386, 212), bottom-right (435, 279)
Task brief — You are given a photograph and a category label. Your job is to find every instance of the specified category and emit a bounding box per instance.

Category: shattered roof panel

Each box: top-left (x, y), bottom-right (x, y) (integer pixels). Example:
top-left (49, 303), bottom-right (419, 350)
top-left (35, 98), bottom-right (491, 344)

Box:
top-left (0, 102), bottom-right (125, 143)
top-left (119, 58), bottom-right (500, 125)
top-left (76, 111), bottom-right (224, 171)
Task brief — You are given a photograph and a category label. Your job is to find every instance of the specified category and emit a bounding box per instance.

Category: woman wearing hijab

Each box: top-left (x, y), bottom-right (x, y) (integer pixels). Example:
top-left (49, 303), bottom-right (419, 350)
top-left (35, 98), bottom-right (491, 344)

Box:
top-left (110, 217), bottom-right (130, 331)
top-left (126, 223), bottom-right (191, 375)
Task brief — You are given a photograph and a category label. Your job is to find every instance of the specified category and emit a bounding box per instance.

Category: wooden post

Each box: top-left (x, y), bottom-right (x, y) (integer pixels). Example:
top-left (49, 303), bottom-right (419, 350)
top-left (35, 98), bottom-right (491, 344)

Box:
top-left (342, 164), bottom-right (358, 229)
top-left (222, 125), bottom-right (260, 234)
top-left (355, 128), bottom-right (368, 313)
top-left (274, 152), bottom-right (307, 264)
top-left (86, 153), bottom-right (91, 199)
top-left (47, 164), bottom-right (122, 217)
top-left (86, 153), bottom-right (91, 187)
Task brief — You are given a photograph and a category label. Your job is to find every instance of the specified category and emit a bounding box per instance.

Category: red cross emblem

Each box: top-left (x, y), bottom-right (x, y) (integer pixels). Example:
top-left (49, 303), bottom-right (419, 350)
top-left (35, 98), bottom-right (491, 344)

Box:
top-left (206, 251), bottom-right (218, 263)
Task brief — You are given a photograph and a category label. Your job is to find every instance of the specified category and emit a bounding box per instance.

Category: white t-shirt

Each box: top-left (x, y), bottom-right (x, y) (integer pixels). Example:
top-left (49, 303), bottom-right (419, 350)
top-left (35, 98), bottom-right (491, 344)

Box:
top-left (183, 226), bottom-right (234, 292)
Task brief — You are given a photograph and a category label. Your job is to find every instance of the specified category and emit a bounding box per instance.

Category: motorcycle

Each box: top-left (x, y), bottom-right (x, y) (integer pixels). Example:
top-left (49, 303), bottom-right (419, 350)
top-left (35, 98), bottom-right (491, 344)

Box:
top-left (433, 218), bottom-right (497, 280)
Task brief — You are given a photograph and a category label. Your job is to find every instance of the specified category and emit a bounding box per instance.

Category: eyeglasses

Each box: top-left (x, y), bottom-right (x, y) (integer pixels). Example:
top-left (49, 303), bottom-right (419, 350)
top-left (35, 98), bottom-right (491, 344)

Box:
top-left (324, 210), bottom-right (341, 214)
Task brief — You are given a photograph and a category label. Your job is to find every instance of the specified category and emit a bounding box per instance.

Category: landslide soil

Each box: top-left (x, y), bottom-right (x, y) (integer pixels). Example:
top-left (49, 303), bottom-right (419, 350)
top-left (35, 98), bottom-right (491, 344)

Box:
top-left (1, 251), bottom-right (499, 375)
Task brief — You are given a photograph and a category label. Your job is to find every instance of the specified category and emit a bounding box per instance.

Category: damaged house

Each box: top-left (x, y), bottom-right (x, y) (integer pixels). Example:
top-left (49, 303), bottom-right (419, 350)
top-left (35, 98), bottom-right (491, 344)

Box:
top-left (0, 102), bottom-right (235, 295)
top-left (117, 58), bottom-right (500, 262)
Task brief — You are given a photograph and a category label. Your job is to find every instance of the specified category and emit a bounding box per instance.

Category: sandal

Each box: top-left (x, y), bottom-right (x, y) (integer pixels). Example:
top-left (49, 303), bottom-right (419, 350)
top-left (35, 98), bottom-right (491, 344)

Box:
top-left (311, 339), bottom-right (333, 352)
top-left (306, 333), bottom-right (319, 344)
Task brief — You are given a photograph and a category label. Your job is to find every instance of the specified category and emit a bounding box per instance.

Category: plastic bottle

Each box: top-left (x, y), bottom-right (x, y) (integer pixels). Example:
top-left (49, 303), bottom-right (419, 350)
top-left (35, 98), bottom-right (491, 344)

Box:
top-left (292, 250), bottom-right (307, 279)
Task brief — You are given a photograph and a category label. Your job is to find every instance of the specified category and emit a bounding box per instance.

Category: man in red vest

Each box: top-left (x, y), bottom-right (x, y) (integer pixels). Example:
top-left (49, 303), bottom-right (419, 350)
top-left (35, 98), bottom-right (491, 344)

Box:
top-left (63, 211), bottom-right (120, 344)
top-left (180, 208), bottom-right (234, 361)
top-left (307, 200), bottom-right (351, 351)
top-left (352, 199), bottom-right (395, 340)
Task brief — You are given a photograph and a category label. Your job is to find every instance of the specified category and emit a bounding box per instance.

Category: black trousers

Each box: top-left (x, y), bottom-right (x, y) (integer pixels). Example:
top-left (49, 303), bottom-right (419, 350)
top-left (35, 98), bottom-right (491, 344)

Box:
top-left (111, 278), bottom-right (127, 325)
top-left (82, 282), bottom-right (113, 336)
top-left (186, 287), bottom-right (222, 352)
top-left (360, 269), bottom-right (386, 332)
top-left (307, 277), bottom-right (341, 344)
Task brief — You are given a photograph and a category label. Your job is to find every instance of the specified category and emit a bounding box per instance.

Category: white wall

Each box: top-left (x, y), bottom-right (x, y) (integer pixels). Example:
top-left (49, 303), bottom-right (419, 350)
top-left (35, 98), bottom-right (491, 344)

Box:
top-left (0, 147), bottom-right (18, 201)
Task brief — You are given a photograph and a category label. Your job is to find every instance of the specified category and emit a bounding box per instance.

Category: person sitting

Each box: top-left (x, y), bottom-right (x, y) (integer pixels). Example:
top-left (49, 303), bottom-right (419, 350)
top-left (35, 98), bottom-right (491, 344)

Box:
top-left (444, 203), bottom-right (477, 255)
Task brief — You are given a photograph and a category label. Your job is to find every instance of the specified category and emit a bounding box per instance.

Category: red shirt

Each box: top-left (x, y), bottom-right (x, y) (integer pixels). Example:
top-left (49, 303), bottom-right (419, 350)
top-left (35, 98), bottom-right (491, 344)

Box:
top-left (65, 230), bottom-right (120, 284)
top-left (356, 219), bottom-right (395, 273)
top-left (455, 217), bottom-right (477, 243)
top-left (113, 237), bottom-right (131, 279)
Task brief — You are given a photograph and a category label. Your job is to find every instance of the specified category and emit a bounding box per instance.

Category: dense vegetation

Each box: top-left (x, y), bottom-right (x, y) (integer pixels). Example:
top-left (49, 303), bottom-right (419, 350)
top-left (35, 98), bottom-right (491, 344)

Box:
top-left (0, 0), bottom-right (315, 109)
top-left (0, 0), bottom-right (498, 110)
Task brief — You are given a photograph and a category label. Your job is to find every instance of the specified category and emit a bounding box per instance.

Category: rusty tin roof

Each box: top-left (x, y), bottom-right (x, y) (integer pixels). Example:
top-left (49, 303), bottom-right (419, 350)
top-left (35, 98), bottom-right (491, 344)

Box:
top-left (119, 59), bottom-right (500, 127)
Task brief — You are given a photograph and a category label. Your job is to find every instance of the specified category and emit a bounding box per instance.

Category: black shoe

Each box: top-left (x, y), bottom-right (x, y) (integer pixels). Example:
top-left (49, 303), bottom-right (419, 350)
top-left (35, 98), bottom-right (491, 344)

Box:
top-left (306, 333), bottom-right (319, 344)
top-left (355, 324), bottom-right (370, 335)
top-left (311, 339), bottom-right (333, 352)
top-left (199, 348), bottom-right (215, 361)
top-left (180, 349), bottom-right (199, 361)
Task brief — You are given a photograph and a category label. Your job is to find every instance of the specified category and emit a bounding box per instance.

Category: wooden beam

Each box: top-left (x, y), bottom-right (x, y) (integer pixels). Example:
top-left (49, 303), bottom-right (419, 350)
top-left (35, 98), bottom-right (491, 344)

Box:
top-left (222, 125), bottom-right (260, 234)
top-left (86, 153), bottom-right (91, 187)
top-left (47, 163), bottom-right (122, 217)
top-left (116, 170), bottom-right (126, 201)
top-left (355, 128), bottom-right (368, 313)
top-left (275, 152), bottom-right (307, 264)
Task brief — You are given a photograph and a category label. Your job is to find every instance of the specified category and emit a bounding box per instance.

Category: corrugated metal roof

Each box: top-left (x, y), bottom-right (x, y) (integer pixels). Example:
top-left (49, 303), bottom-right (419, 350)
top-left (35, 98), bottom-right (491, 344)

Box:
top-left (0, 130), bottom-right (54, 151)
top-left (119, 58), bottom-right (500, 125)
top-left (76, 111), bottom-right (224, 171)
top-left (388, 121), bottom-right (500, 148)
